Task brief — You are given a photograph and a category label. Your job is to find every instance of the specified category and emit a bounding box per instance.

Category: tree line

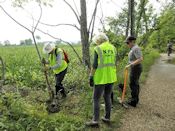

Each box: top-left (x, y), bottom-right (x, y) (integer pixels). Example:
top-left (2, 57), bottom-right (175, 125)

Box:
top-left (0, 0), bottom-right (175, 65)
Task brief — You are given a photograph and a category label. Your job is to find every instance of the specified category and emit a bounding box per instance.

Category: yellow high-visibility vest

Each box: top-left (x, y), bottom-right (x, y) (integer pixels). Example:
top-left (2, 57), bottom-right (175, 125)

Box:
top-left (49, 48), bottom-right (67, 74)
top-left (94, 41), bottom-right (117, 85)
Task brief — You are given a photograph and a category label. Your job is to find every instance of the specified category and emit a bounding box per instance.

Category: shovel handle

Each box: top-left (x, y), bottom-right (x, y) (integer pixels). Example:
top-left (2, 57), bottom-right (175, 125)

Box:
top-left (121, 68), bottom-right (128, 103)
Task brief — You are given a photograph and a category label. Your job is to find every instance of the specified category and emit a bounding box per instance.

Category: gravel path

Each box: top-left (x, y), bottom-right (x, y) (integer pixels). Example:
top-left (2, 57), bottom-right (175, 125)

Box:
top-left (118, 54), bottom-right (175, 131)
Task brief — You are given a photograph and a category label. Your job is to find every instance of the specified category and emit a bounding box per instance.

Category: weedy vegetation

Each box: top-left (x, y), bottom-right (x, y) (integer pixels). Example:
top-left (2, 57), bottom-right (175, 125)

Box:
top-left (0, 44), bottom-right (159, 130)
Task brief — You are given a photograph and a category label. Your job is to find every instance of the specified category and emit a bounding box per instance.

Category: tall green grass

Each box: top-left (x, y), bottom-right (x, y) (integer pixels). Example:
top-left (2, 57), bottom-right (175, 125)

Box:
top-left (140, 48), bottom-right (160, 83)
top-left (0, 45), bottom-right (160, 130)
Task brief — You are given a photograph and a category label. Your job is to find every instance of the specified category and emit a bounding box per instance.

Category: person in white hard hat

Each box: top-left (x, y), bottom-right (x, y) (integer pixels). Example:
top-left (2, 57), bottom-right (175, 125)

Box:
top-left (43, 42), bottom-right (68, 98)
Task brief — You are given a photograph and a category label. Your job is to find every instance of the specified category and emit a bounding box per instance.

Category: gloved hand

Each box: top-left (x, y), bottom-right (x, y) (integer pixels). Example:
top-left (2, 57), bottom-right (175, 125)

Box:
top-left (42, 58), bottom-right (46, 64)
top-left (89, 76), bottom-right (94, 87)
top-left (43, 65), bottom-right (50, 72)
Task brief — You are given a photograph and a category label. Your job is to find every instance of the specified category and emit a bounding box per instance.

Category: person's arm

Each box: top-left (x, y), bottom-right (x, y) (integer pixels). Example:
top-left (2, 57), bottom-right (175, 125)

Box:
top-left (50, 52), bottom-right (62, 70)
top-left (90, 51), bottom-right (98, 76)
top-left (130, 57), bottom-right (143, 66)
top-left (126, 47), bottom-right (143, 68)
top-left (42, 58), bottom-right (49, 64)
top-left (89, 50), bottom-right (98, 87)
top-left (131, 47), bottom-right (143, 66)
top-left (90, 68), bottom-right (96, 76)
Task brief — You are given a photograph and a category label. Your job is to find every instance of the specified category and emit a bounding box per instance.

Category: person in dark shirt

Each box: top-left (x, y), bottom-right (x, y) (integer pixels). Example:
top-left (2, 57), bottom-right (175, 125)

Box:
top-left (125, 36), bottom-right (143, 107)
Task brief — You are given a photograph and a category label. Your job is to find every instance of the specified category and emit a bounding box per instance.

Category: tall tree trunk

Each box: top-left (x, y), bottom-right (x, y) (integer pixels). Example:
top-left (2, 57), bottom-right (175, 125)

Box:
top-left (80, 0), bottom-right (90, 68)
top-left (143, 10), bottom-right (148, 32)
top-left (126, 0), bottom-right (130, 37)
top-left (130, 0), bottom-right (135, 36)
top-left (136, 0), bottom-right (145, 37)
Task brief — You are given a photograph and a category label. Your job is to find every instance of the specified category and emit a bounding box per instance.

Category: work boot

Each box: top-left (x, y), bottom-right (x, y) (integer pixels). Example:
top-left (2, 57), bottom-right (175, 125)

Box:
top-left (85, 120), bottom-right (99, 127)
top-left (101, 117), bottom-right (110, 123)
top-left (127, 101), bottom-right (136, 107)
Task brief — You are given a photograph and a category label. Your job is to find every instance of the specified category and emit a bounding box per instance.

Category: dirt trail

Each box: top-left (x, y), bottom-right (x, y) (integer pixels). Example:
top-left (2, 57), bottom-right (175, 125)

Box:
top-left (118, 54), bottom-right (175, 131)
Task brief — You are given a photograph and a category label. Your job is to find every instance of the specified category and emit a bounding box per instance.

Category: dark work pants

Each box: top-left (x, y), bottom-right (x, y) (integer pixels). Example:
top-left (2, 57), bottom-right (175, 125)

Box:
top-left (167, 48), bottom-right (172, 56)
top-left (93, 83), bottom-right (113, 121)
top-left (129, 64), bottom-right (142, 105)
top-left (55, 68), bottom-right (67, 95)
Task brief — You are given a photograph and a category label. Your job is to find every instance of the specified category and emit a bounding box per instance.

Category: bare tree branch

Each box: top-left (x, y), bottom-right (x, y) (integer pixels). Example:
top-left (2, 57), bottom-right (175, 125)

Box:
top-left (99, 1), bottom-right (105, 31)
top-left (35, 28), bottom-right (83, 64)
top-left (31, 15), bottom-right (35, 31)
top-left (38, 22), bottom-right (80, 30)
top-left (0, 3), bottom-right (55, 98)
top-left (19, 5), bottom-right (35, 31)
top-left (73, 0), bottom-right (80, 17)
top-left (33, 2), bottom-right (42, 33)
top-left (88, 0), bottom-right (100, 32)
top-left (88, 0), bottom-right (100, 42)
top-left (0, 5), bottom-right (32, 33)
top-left (63, 0), bottom-right (80, 24)
top-left (25, 9), bottom-right (80, 31)
top-left (0, 3), bottom-right (42, 61)
top-left (89, 16), bottom-right (96, 42)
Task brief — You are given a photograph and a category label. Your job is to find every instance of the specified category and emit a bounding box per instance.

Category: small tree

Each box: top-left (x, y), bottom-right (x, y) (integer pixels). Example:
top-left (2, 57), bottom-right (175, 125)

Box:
top-left (4, 40), bottom-right (11, 46)
top-left (20, 40), bottom-right (25, 45)
top-left (25, 38), bottom-right (33, 45)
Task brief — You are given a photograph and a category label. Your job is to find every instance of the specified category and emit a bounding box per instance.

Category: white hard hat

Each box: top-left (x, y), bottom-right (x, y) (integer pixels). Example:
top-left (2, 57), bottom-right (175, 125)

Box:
top-left (43, 42), bottom-right (55, 54)
top-left (93, 32), bottom-right (109, 44)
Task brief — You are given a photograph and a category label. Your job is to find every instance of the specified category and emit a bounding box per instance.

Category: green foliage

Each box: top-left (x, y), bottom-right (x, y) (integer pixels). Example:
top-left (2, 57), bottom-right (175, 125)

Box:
top-left (106, 7), bottom-right (128, 35)
top-left (0, 44), bottom-right (92, 130)
top-left (105, 30), bottom-right (129, 61)
top-left (0, 45), bottom-right (44, 88)
top-left (0, 0), bottom-right (168, 130)
top-left (20, 38), bottom-right (33, 45)
top-left (148, 3), bottom-right (175, 52)
top-left (0, 93), bottom-right (84, 130)
top-left (0, 42), bottom-right (160, 130)
top-left (0, 45), bottom-right (88, 90)
top-left (140, 47), bottom-right (160, 82)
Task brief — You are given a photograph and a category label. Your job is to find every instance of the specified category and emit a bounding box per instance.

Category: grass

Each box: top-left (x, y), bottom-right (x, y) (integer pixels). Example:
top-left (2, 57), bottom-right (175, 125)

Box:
top-left (140, 49), bottom-right (160, 83)
top-left (0, 45), bottom-right (160, 130)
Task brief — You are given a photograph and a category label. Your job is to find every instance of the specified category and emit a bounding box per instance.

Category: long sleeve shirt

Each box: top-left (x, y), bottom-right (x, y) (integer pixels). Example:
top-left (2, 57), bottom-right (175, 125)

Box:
top-left (50, 51), bottom-right (62, 70)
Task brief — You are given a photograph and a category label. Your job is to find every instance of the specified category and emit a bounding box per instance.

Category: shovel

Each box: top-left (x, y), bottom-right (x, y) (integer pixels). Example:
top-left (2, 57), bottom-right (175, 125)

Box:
top-left (118, 68), bottom-right (129, 108)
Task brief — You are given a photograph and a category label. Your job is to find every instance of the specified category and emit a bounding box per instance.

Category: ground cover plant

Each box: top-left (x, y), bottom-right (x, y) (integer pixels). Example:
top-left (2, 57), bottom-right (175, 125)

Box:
top-left (0, 44), bottom-right (160, 130)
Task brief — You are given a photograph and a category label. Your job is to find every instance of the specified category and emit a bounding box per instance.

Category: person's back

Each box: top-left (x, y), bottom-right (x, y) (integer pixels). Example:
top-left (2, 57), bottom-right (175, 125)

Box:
top-left (86, 33), bottom-right (117, 126)
top-left (94, 41), bottom-right (117, 85)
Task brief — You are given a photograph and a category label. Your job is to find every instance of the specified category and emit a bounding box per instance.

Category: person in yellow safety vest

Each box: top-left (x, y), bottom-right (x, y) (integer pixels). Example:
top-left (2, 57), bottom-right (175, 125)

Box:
top-left (86, 33), bottom-right (117, 126)
top-left (43, 42), bottom-right (68, 98)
